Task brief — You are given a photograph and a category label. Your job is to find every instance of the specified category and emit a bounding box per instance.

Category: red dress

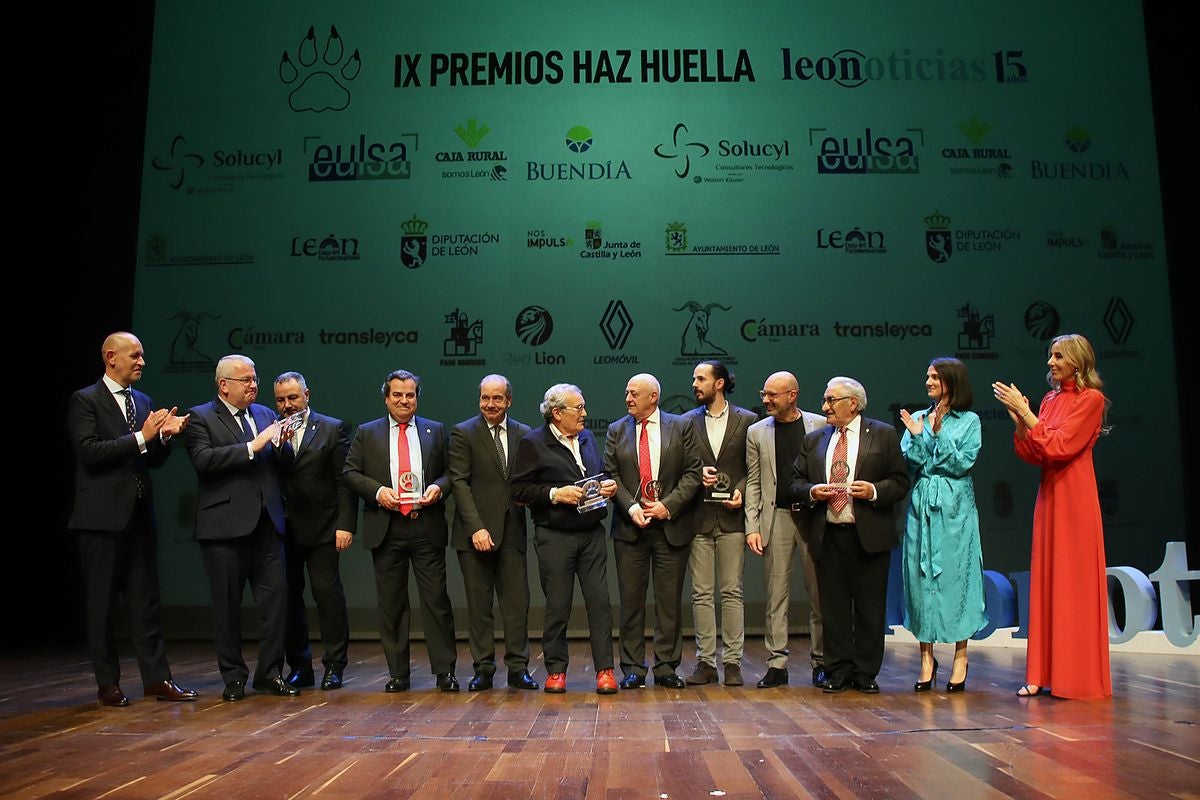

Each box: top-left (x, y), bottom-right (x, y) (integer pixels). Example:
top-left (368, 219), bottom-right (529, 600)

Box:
top-left (1013, 380), bottom-right (1111, 699)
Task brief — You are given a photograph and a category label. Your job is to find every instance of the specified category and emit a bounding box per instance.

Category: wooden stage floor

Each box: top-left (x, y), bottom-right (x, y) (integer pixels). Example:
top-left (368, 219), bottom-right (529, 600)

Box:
top-left (1, 638), bottom-right (1196, 799)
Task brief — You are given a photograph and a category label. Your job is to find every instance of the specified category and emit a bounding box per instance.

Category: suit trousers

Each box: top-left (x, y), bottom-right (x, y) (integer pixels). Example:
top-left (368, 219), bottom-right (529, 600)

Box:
top-left (284, 534), bottom-right (350, 673)
top-left (371, 515), bottom-right (458, 678)
top-left (76, 501), bottom-right (170, 688)
top-left (688, 522), bottom-right (745, 666)
top-left (614, 527), bottom-right (690, 678)
top-left (456, 528), bottom-right (531, 675)
top-left (199, 510), bottom-right (287, 685)
top-left (763, 508), bottom-right (825, 669)
top-left (534, 523), bottom-right (613, 674)
top-left (818, 523), bottom-right (890, 682)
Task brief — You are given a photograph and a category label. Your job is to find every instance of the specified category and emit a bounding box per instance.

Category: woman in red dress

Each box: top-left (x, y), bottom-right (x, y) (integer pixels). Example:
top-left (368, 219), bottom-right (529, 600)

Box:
top-left (992, 333), bottom-right (1111, 699)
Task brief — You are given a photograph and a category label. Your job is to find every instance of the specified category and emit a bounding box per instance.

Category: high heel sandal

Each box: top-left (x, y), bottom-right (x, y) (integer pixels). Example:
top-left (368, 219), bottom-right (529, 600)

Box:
top-left (946, 663), bottom-right (968, 693)
top-left (1015, 683), bottom-right (1048, 697)
top-left (913, 658), bottom-right (938, 692)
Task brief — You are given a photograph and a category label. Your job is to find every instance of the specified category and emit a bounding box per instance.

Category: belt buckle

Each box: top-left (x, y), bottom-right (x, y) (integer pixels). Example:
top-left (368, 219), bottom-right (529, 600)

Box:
top-left (788, 503), bottom-right (804, 512)
top-left (407, 510), bottom-right (421, 520)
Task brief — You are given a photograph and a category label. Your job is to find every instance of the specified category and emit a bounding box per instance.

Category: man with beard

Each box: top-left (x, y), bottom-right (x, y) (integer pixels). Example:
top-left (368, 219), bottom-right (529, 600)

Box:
top-left (681, 361), bottom-right (756, 686)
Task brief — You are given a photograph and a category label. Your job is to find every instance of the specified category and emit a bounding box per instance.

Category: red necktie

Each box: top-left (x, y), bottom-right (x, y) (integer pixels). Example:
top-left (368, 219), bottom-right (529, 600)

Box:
top-left (397, 422), bottom-right (413, 515)
top-left (638, 419), bottom-right (653, 504)
top-left (829, 427), bottom-right (850, 514)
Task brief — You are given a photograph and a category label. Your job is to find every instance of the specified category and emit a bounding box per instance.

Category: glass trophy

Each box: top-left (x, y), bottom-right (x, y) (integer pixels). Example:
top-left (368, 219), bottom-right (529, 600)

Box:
top-left (271, 411), bottom-right (306, 447)
top-left (640, 479), bottom-right (663, 507)
top-left (397, 470), bottom-right (425, 504)
top-left (575, 474), bottom-right (608, 513)
top-left (704, 467), bottom-right (733, 503)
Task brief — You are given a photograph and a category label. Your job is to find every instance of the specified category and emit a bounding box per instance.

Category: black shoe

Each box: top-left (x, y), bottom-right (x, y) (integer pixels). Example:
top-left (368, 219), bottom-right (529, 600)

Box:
top-left (812, 666), bottom-right (828, 687)
top-left (286, 667), bottom-right (316, 688)
top-left (821, 676), bottom-right (850, 693)
top-left (385, 677), bottom-right (410, 693)
top-left (468, 671), bottom-right (494, 692)
top-left (508, 670), bottom-right (539, 690)
top-left (757, 667), bottom-right (788, 688)
top-left (946, 663), bottom-right (969, 693)
top-left (619, 673), bottom-right (645, 689)
top-left (914, 658), bottom-right (938, 693)
top-left (853, 677), bottom-right (880, 694)
top-left (436, 673), bottom-right (460, 692)
top-left (654, 673), bottom-right (686, 689)
top-left (252, 676), bottom-right (301, 696)
top-left (320, 670), bottom-right (343, 691)
top-left (222, 680), bottom-right (246, 701)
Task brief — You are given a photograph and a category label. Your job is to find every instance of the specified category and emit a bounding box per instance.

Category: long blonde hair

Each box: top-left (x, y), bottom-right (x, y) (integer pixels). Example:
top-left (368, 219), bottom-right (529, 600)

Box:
top-left (1047, 333), bottom-right (1111, 433)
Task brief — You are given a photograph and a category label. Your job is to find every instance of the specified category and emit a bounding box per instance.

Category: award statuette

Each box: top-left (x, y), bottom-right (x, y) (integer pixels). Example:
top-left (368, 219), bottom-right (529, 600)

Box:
top-left (640, 479), bottom-right (663, 507)
top-left (271, 411), bottom-right (307, 447)
top-left (397, 470), bottom-right (425, 504)
top-left (703, 467), bottom-right (733, 503)
top-left (829, 459), bottom-right (851, 490)
top-left (575, 474), bottom-right (608, 513)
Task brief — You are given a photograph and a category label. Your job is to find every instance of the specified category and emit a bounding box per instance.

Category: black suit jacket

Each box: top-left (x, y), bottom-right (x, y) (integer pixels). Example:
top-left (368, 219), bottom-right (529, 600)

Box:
top-left (186, 398), bottom-right (286, 540)
top-left (511, 424), bottom-right (608, 532)
top-left (682, 403), bottom-right (757, 533)
top-left (448, 414), bottom-right (531, 552)
top-left (342, 414), bottom-right (450, 549)
top-left (604, 412), bottom-right (703, 547)
top-left (68, 379), bottom-right (171, 531)
top-left (276, 410), bottom-right (358, 546)
top-left (788, 415), bottom-right (910, 555)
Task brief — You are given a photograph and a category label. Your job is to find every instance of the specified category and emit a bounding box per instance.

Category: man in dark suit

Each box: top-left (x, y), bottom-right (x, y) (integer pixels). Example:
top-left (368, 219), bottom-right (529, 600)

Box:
top-left (681, 360), bottom-right (757, 687)
top-left (604, 373), bottom-right (703, 689)
top-left (273, 371), bottom-right (356, 691)
top-left (343, 369), bottom-right (459, 693)
top-left (185, 354), bottom-right (298, 701)
top-left (789, 377), bottom-right (910, 694)
top-left (510, 383), bottom-right (618, 695)
top-left (67, 332), bottom-right (197, 706)
top-left (448, 374), bottom-right (537, 691)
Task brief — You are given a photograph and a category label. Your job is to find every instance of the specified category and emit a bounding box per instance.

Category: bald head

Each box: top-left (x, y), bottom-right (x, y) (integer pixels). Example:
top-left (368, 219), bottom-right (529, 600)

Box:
top-left (625, 373), bottom-right (661, 421)
top-left (102, 332), bottom-right (145, 387)
top-left (760, 371), bottom-right (800, 421)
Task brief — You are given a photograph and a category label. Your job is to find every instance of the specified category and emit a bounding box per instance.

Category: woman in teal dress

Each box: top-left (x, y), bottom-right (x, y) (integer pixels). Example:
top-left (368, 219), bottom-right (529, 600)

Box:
top-left (900, 357), bottom-right (987, 692)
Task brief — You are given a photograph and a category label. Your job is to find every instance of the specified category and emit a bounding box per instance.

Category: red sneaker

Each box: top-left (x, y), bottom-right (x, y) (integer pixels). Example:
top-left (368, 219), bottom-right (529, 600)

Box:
top-left (544, 673), bottom-right (567, 693)
top-left (596, 669), bottom-right (618, 695)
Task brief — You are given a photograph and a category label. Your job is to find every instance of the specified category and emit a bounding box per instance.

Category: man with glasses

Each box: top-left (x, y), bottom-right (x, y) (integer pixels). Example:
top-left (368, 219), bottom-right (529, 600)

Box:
top-left (789, 377), bottom-right (910, 694)
top-left (744, 371), bottom-right (828, 688)
top-left (186, 355), bottom-right (297, 701)
top-left (510, 384), bottom-right (619, 694)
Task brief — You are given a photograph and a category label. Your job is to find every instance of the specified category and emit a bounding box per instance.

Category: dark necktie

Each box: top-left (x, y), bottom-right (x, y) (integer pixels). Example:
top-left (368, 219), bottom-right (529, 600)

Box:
top-left (120, 389), bottom-right (144, 498)
top-left (235, 409), bottom-right (254, 443)
top-left (493, 424), bottom-right (507, 478)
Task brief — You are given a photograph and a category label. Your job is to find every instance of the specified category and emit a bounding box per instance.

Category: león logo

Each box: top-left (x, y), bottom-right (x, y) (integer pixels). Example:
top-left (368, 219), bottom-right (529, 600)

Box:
top-left (279, 25), bottom-right (361, 112)
top-left (515, 306), bottom-right (554, 346)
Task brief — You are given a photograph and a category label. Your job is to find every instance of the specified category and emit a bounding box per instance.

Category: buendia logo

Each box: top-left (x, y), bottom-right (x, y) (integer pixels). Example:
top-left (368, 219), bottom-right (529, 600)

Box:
top-left (527, 125), bottom-right (631, 181)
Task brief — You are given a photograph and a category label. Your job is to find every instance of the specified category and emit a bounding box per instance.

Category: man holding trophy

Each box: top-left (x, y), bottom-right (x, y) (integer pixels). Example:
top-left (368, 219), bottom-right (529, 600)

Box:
top-left (604, 373), bottom-right (703, 689)
top-left (510, 383), bottom-right (619, 694)
top-left (681, 361), bottom-right (757, 686)
top-left (343, 370), bottom-right (459, 693)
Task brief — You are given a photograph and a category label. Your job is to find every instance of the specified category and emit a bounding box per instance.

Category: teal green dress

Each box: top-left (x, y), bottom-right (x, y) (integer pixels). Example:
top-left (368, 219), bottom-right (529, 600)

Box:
top-left (900, 409), bottom-right (987, 643)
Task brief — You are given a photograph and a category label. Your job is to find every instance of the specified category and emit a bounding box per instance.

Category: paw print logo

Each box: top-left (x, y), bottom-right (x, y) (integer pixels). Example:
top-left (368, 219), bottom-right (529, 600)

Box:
top-left (278, 25), bottom-right (361, 113)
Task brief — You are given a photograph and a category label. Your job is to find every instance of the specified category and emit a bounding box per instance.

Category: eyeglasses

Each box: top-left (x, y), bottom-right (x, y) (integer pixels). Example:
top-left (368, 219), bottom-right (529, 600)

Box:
top-left (823, 396), bottom-right (852, 405)
top-left (758, 389), bottom-right (795, 400)
top-left (561, 404), bottom-right (587, 413)
top-left (225, 376), bottom-right (258, 385)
